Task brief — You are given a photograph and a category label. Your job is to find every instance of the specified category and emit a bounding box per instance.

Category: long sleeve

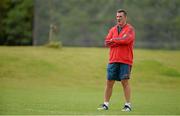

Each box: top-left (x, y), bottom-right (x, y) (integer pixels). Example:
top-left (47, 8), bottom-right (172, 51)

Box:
top-left (105, 28), bottom-right (119, 47)
top-left (112, 27), bottom-right (135, 45)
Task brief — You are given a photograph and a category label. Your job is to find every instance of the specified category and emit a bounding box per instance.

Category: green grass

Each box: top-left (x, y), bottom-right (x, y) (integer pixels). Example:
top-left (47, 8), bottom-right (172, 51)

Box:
top-left (0, 47), bottom-right (180, 115)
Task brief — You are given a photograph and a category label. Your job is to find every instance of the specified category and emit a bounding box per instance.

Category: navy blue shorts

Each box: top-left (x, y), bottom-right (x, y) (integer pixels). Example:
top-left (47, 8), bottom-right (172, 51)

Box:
top-left (107, 63), bottom-right (132, 81)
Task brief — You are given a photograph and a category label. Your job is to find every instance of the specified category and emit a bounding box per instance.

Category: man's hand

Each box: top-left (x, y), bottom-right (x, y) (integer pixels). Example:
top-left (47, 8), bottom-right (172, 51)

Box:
top-left (105, 39), bottom-right (114, 46)
top-left (106, 38), bottom-right (120, 45)
top-left (106, 39), bottom-right (113, 44)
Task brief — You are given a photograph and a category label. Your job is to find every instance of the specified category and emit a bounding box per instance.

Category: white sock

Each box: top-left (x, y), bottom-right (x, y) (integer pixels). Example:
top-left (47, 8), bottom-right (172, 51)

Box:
top-left (125, 102), bottom-right (131, 107)
top-left (104, 102), bottom-right (109, 107)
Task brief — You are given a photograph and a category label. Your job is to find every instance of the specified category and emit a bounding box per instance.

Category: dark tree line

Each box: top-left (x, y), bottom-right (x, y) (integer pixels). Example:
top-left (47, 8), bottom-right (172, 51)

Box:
top-left (0, 0), bottom-right (180, 49)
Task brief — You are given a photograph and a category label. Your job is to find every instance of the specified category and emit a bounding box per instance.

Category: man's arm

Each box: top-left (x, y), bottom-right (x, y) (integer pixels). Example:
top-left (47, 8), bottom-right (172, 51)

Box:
top-left (111, 28), bottom-right (135, 45)
top-left (105, 28), bottom-right (119, 47)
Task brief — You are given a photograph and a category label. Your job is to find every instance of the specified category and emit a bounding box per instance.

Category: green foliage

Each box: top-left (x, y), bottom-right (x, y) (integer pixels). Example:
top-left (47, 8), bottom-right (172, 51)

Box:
top-left (0, 0), bottom-right (10, 43)
top-left (45, 41), bottom-right (63, 49)
top-left (0, 0), bottom-right (180, 48)
top-left (34, 0), bottom-right (118, 46)
top-left (0, 0), bottom-right (33, 45)
top-left (122, 0), bottom-right (180, 49)
top-left (33, 0), bottom-right (180, 49)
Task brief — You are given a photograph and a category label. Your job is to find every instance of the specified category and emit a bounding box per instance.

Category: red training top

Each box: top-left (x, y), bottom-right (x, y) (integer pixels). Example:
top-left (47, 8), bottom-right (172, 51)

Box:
top-left (105, 23), bottom-right (135, 65)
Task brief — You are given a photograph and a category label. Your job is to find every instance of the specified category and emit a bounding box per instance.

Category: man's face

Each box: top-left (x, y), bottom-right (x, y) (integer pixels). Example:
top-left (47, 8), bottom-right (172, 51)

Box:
top-left (116, 12), bottom-right (126, 26)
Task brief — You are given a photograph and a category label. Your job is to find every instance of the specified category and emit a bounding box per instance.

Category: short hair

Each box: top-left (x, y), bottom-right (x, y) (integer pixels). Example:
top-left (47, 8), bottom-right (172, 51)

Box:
top-left (117, 9), bottom-right (127, 16)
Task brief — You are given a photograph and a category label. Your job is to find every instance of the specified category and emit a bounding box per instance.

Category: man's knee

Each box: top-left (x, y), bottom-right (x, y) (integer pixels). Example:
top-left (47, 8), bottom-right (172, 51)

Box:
top-left (121, 79), bottom-right (129, 87)
top-left (106, 80), bottom-right (115, 88)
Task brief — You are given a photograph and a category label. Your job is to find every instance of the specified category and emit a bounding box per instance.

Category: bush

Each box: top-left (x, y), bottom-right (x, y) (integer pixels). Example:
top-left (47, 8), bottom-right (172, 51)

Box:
top-left (45, 41), bottom-right (62, 49)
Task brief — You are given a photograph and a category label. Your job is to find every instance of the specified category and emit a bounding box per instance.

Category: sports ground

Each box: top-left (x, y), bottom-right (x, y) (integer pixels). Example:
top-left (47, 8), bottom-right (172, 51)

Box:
top-left (0, 47), bottom-right (180, 115)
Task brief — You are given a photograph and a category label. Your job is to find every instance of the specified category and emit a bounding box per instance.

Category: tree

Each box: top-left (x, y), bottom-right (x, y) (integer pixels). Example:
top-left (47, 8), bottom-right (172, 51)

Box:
top-left (3, 0), bottom-right (33, 45)
top-left (0, 0), bottom-right (10, 44)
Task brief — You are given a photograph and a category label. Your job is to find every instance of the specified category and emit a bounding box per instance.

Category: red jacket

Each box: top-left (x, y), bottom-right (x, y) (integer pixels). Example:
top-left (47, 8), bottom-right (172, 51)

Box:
top-left (105, 23), bottom-right (135, 65)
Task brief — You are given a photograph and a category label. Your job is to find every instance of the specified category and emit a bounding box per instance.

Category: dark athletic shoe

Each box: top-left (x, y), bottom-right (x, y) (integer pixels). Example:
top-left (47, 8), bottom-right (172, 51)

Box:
top-left (97, 104), bottom-right (108, 110)
top-left (122, 105), bottom-right (131, 112)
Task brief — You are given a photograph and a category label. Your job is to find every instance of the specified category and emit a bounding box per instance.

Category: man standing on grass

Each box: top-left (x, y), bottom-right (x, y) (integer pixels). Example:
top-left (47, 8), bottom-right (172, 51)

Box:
top-left (98, 9), bottom-right (135, 112)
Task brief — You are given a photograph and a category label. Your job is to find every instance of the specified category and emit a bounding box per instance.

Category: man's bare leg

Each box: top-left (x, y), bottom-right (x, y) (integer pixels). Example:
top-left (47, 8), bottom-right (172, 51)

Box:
top-left (121, 79), bottom-right (131, 102)
top-left (104, 80), bottom-right (115, 105)
top-left (121, 79), bottom-right (131, 111)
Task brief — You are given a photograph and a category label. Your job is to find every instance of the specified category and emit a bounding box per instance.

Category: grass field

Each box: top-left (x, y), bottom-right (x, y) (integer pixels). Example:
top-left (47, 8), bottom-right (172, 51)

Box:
top-left (0, 47), bottom-right (180, 115)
